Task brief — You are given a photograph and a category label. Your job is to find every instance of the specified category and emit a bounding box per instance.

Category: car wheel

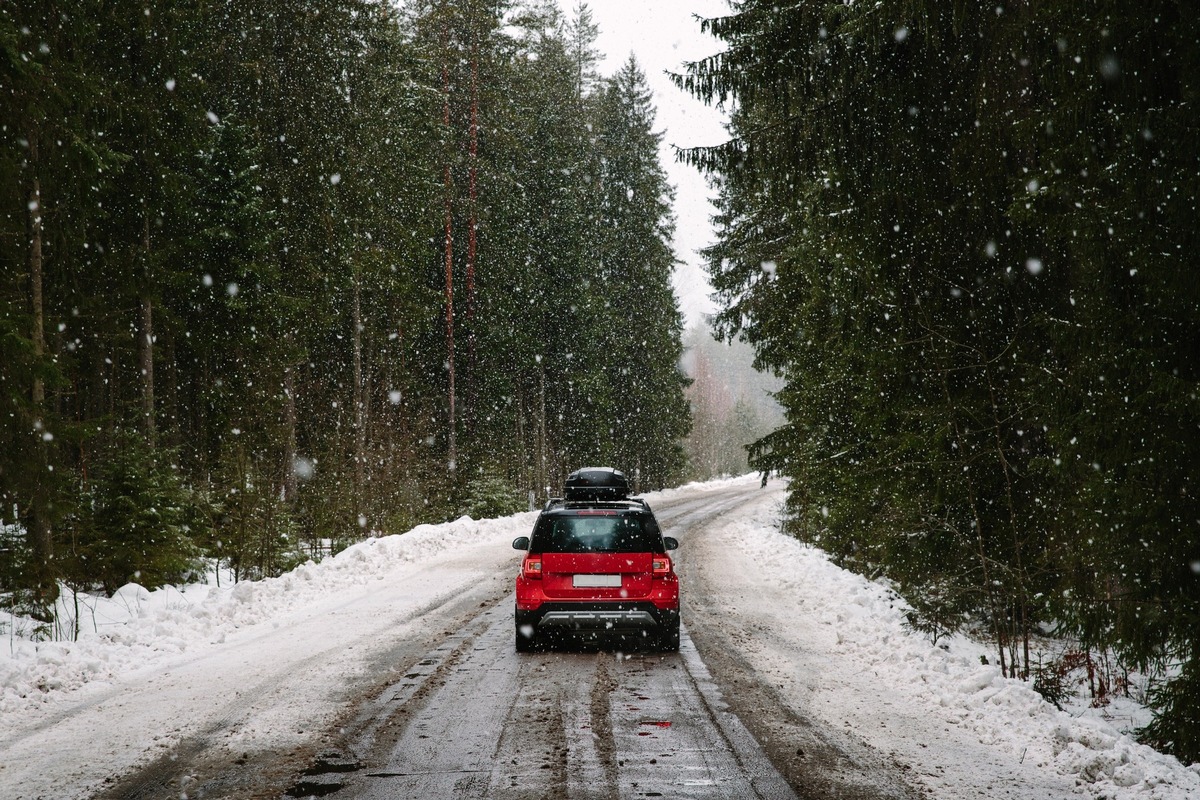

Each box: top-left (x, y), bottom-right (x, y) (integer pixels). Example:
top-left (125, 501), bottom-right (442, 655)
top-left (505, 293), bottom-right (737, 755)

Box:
top-left (516, 627), bottom-right (535, 652)
top-left (658, 623), bottom-right (680, 652)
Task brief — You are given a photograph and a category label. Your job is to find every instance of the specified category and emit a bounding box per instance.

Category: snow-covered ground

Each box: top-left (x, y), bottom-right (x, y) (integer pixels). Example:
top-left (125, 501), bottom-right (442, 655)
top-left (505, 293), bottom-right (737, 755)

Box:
top-left (0, 511), bottom-right (538, 799)
top-left (1, 476), bottom-right (1197, 799)
top-left (694, 486), bottom-right (1200, 800)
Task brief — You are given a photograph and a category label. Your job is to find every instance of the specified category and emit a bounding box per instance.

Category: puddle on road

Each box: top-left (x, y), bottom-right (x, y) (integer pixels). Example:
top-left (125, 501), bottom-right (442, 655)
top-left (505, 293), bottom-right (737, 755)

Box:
top-left (301, 752), bottom-right (361, 776)
top-left (286, 751), bottom-right (362, 798)
top-left (284, 780), bottom-right (345, 797)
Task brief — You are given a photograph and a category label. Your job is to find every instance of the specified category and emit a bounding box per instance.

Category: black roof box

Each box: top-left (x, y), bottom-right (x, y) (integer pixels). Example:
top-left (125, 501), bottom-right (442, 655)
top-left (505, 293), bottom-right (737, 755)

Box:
top-left (563, 467), bottom-right (629, 501)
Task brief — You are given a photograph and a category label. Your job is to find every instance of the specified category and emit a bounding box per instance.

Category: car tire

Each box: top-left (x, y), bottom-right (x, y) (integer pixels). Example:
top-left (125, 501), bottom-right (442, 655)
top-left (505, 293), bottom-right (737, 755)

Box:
top-left (658, 623), bottom-right (680, 652)
top-left (516, 628), bottom-right (535, 652)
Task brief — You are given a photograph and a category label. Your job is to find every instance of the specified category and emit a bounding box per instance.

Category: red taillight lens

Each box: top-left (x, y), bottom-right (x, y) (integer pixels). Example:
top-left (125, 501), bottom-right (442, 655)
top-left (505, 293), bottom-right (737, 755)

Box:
top-left (523, 555), bottom-right (543, 579)
top-left (652, 556), bottom-right (672, 575)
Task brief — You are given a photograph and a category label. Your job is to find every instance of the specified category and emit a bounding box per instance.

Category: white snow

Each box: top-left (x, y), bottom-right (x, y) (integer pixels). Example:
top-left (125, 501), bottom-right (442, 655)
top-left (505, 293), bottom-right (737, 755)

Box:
top-left (0, 512), bottom-right (537, 799)
top-left (1, 514), bottom-right (533, 718)
top-left (1, 477), bottom-right (1197, 800)
top-left (700, 487), bottom-right (1200, 800)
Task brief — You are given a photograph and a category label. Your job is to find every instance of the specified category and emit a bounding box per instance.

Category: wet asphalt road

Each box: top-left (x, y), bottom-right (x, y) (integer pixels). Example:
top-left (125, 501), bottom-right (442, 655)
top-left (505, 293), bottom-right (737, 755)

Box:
top-left (287, 487), bottom-right (797, 800)
top-left (292, 617), bottom-right (795, 799)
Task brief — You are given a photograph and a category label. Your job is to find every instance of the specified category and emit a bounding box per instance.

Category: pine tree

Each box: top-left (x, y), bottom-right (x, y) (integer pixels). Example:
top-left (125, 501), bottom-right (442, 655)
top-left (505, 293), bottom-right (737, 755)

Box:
top-left (592, 57), bottom-right (690, 488)
top-left (62, 429), bottom-right (210, 596)
top-left (1, 0), bottom-right (115, 618)
top-left (678, 0), bottom-right (1200, 759)
top-left (2, 0), bottom-right (695, 631)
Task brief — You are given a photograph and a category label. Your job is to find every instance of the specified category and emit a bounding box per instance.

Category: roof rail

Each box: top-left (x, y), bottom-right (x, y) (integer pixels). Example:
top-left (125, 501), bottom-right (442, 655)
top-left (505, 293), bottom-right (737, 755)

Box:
top-left (543, 497), bottom-right (564, 511)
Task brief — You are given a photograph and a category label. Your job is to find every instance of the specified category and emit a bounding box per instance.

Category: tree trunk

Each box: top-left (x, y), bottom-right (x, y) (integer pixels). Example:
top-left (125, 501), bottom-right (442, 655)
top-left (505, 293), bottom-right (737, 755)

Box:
top-left (139, 214), bottom-right (156, 444)
top-left (442, 25), bottom-right (457, 471)
top-left (465, 34), bottom-right (479, 434)
top-left (538, 365), bottom-right (548, 499)
top-left (26, 128), bottom-right (58, 615)
top-left (352, 270), bottom-right (366, 518)
top-left (139, 295), bottom-right (155, 442)
top-left (29, 138), bottom-right (45, 408)
top-left (983, 354), bottom-right (1031, 680)
top-left (282, 360), bottom-right (298, 504)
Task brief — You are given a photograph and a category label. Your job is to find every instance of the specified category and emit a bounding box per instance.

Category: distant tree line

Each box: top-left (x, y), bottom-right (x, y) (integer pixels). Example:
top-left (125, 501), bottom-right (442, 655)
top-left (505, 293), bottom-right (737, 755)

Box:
top-left (0, 0), bottom-right (689, 623)
top-left (682, 324), bottom-right (782, 480)
top-left (679, 1), bottom-right (1200, 762)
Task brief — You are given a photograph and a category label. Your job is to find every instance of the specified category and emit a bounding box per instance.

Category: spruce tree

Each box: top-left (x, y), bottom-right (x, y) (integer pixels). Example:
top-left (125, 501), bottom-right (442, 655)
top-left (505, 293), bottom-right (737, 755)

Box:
top-left (2, 0), bottom-right (695, 631)
top-left (679, 0), bottom-right (1200, 759)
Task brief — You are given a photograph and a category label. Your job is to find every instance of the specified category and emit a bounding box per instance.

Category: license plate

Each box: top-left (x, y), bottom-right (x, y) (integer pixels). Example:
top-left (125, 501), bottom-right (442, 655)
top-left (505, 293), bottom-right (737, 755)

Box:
top-left (572, 574), bottom-right (622, 588)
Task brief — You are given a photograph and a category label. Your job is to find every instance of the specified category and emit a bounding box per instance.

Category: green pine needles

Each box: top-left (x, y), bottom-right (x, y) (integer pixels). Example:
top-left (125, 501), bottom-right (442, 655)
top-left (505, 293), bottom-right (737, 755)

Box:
top-left (678, 0), bottom-right (1200, 763)
top-left (1, 2), bottom-right (689, 629)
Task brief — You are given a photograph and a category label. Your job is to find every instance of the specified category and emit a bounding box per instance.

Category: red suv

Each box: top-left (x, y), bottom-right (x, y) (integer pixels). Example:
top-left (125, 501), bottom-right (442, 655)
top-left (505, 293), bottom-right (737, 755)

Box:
top-left (512, 468), bottom-right (680, 652)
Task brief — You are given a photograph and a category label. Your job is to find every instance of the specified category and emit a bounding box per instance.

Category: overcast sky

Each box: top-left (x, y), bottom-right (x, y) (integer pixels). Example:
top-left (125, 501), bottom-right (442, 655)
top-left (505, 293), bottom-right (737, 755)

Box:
top-left (555, 0), bottom-right (731, 328)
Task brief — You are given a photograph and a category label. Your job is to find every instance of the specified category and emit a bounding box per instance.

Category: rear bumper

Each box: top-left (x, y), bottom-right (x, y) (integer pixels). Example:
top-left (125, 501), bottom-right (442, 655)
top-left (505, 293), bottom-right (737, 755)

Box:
top-left (516, 602), bottom-right (679, 633)
top-left (515, 573), bottom-right (679, 611)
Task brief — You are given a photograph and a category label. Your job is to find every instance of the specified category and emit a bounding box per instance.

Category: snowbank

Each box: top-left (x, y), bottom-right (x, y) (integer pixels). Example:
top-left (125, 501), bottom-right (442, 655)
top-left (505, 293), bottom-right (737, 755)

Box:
top-left (722, 493), bottom-right (1200, 800)
top-left (0, 511), bottom-right (537, 717)
top-left (4, 476), bottom-right (1197, 800)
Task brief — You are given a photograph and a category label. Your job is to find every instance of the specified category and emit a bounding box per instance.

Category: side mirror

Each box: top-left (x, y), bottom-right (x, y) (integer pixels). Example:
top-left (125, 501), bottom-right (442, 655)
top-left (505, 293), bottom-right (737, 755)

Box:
top-left (663, 536), bottom-right (679, 551)
top-left (512, 536), bottom-right (530, 550)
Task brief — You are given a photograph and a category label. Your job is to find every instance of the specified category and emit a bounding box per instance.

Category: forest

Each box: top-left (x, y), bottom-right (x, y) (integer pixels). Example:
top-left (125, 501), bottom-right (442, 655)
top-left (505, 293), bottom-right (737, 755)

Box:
top-left (1, 1), bottom-right (693, 625)
top-left (678, 0), bottom-right (1200, 762)
top-left (6, 0), bottom-right (1200, 771)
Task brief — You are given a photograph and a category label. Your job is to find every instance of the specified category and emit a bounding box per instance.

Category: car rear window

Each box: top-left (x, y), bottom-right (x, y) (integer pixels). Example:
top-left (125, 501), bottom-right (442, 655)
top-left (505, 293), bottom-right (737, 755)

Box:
top-left (530, 512), bottom-right (663, 553)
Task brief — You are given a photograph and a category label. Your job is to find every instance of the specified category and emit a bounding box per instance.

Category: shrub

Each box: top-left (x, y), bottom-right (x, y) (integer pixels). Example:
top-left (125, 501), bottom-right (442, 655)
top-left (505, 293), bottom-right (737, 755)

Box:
top-left (62, 430), bottom-right (210, 595)
top-left (461, 475), bottom-right (525, 520)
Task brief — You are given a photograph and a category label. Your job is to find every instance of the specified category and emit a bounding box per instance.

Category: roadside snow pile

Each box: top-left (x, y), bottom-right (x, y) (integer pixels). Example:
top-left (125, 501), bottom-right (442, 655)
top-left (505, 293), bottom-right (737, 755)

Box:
top-left (0, 511), bottom-right (536, 717)
top-left (655, 472), bottom-right (760, 497)
top-left (728, 497), bottom-right (1200, 800)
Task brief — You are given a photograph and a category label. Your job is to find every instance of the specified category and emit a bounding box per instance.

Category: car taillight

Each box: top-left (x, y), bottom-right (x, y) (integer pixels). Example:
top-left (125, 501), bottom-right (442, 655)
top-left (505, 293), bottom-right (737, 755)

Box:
top-left (652, 556), bottom-right (672, 575)
top-left (523, 555), bottom-right (542, 579)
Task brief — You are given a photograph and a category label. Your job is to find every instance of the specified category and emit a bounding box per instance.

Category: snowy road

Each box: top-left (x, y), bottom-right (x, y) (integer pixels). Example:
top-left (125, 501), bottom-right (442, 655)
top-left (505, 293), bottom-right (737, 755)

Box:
top-left (4, 477), bottom-right (1197, 800)
top-left (4, 482), bottom-right (912, 800)
top-left (270, 488), bottom-right (816, 800)
top-left (285, 615), bottom-right (797, 799)
top-left (92, 483), bottom-right (861, 800)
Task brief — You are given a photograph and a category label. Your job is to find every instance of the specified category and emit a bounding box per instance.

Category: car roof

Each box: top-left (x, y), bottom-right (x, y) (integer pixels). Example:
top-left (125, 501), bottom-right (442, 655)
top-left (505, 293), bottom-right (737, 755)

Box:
top-left (540, 498), bottom-right (651, 516)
